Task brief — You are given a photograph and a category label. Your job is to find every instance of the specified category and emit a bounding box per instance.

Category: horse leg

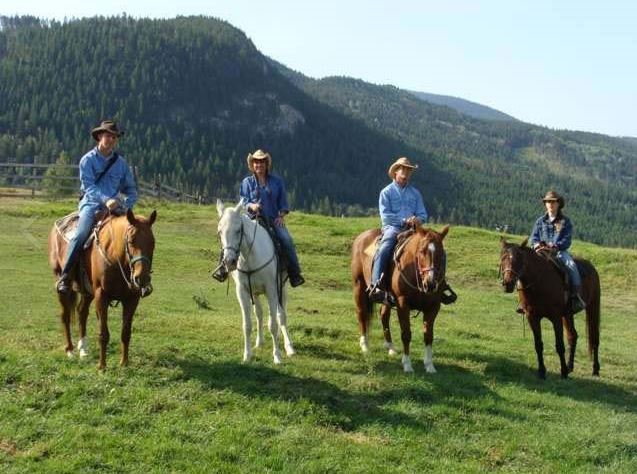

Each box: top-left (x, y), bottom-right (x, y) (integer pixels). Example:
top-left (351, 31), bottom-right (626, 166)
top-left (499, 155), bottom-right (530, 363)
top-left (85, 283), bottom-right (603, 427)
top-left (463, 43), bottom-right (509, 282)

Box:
top-left (120, 297), bottom-right (139, 367)
top-left (253, 297), bottom-right (264, 349)
top-left (422, 313), bottom-right (437, 374)
top-left (266, 290), bottom-right (282, 365)
top-left (551, 316), bottom-right (569, 379)
top-left (527, 314), bottom-right (546, 379)
top-left (57, 291), bottom-right (76, 358)
top-left (354, 277), bottom-right (371, 353)
top-left (94, 289), bottom-right (110, 371)
top-left (236, 286), bottom-right (253, 363)
top-left (77, 293), bottom-right (93, 359)
top-left (396, 300), bottom-right (413, 373)
top-left (562, 313), bottom-right (577, 373)
top-left (380, 304), bottom-right (398, 356)
top-left (276, 287), bottom-right (295, 356)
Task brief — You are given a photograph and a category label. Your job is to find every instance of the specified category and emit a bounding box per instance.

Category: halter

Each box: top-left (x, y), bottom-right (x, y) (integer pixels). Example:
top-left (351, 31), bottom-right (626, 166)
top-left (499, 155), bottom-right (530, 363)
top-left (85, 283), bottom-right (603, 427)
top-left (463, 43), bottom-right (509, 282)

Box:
top-left (96, 220), bottom-right (154, 296)
top-left (499, 247), bottom-right (525, 286)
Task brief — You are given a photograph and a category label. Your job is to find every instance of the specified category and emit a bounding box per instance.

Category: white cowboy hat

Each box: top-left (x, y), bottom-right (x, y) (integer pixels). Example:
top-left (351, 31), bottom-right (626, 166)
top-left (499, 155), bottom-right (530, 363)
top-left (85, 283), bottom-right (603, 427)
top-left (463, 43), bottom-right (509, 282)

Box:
top-left (246, 149), bottom-right (272, 172)
top-left (388, 157), bottom-right (418, 179)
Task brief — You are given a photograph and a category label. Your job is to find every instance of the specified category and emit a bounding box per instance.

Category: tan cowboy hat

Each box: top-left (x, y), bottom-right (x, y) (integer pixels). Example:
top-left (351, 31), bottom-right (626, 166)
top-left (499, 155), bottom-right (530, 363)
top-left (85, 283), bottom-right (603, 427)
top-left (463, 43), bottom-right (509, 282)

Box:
top-left (246, 149), bottom-right (272, 172)
top-left (542, 190), bottom-right (565, 209)
top-left (388, 157), bottom-right (418, 179)
top-left (91, 120), bottom-right (124, 141)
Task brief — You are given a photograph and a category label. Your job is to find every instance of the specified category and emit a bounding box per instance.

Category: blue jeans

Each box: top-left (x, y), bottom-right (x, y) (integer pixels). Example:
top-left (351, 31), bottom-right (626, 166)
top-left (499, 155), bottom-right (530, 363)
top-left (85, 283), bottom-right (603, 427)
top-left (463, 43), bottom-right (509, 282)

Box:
top-left (557, 250), bottom-right (581, 287)
top-left (371, 225), bottom-right (448, 287)
top-left (60, 206), bottom-right (98, 275)
top-left (275, 225), bottom-right (302, 276)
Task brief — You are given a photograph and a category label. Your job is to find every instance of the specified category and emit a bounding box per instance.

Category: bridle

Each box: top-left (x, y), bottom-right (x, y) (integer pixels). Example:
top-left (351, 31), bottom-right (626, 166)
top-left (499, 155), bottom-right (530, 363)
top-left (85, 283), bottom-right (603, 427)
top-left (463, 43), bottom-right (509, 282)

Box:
top-left (219, 214), bottom-right (275, 274)
top-left (96, 221), bottom-right (154, 297)
top-left (395, 238), bottom-right (441, 293)
top-left (499, 247), bottom-right (524, 286)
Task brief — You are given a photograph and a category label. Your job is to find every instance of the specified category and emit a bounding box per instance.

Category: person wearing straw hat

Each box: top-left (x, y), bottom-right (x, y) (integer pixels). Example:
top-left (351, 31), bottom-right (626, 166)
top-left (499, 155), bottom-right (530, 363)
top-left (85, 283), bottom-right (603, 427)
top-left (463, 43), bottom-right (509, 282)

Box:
top-left (368, 157), bottom-right (456, 305)
top-left (56, 120), bottom-right (138, 293)
top-left (526, 190), bottom-right (585, 313)
top-left (212, 149), bottom-right (304, 287)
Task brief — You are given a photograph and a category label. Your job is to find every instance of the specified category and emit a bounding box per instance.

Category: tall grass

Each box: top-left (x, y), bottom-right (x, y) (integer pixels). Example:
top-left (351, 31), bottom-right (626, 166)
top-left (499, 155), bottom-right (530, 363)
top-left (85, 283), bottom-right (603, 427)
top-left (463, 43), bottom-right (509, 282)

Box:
top-left (0, 198), bottom-right (635, 473)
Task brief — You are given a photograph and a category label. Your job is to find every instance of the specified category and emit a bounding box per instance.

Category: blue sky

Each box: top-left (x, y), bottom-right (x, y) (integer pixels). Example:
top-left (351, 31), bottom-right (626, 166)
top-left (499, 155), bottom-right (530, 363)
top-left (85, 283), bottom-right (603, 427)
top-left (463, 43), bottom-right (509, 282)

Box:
top-left (5, 1), bottom-right (637, 136)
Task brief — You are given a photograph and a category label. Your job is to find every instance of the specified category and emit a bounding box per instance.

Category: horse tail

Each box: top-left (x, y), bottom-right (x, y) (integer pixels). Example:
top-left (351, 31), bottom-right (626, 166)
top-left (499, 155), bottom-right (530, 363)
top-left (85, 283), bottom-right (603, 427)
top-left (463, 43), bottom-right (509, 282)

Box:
top-left (584, 263), bottom-right (601, 359)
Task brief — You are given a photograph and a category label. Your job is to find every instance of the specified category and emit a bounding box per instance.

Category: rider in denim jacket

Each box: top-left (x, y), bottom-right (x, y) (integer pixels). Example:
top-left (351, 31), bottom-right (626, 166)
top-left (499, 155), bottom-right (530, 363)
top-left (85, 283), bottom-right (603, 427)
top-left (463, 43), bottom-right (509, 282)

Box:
top-left (528, 191), bottom-right (586, 313)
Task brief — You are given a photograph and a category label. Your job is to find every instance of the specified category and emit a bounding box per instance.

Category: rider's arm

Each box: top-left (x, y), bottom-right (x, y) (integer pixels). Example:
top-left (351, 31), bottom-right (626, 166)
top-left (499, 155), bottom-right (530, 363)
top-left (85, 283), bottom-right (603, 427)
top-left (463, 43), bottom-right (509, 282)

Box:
top-left (379, 186), bottom-right (402, 227)
top-left (554, 217), bottom-right (573, 251)
top-left (119, 158), bottom-right (137, 209)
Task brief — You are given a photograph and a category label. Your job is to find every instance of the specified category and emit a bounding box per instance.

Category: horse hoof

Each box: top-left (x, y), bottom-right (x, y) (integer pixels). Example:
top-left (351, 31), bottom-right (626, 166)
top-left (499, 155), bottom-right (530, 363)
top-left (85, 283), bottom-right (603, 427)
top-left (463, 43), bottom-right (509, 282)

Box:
top-left (388, 348), bottom-right (399, 356)
top-left (403, 365), bottom-right (414, 373)
top-left (273, 355), bottom-right (282, 365)
top-left (66, 350), bottom-right (74, 359)
top-left (79, 350), bottom-right (89, 359)
top-left (285, 346), bottom-right (296, 356)
top-left (242, 353), bottom-right (252, 363)
top-left (424, 364), bottom-right (437, 374)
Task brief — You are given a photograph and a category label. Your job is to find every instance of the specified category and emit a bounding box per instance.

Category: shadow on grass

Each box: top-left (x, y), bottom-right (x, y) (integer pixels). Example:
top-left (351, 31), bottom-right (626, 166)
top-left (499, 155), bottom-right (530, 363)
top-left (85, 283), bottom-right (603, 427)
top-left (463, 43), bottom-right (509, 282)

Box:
top-left (455, 350), bottom-right (637, 413)
top-left (175, 355), bottom-right (524, 432)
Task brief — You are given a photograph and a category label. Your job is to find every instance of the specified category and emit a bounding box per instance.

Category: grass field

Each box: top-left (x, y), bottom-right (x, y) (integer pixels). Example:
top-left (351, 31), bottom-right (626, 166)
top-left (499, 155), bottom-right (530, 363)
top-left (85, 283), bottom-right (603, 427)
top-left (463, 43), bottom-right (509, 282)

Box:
top-left (1, 198), bottom-right (636, 473)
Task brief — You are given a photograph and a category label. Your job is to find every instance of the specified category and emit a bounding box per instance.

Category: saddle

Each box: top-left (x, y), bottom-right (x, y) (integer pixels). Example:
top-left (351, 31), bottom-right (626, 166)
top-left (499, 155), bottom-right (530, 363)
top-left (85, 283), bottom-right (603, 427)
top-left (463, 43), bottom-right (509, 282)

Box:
top-left (54, 210), bottom-right (111, 294)
top-left (255, 216), bottom-right (288, 275)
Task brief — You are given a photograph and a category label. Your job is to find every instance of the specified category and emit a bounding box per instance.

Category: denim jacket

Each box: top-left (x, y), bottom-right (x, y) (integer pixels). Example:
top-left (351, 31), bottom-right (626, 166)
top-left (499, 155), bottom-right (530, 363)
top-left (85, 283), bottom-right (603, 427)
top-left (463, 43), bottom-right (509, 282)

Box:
top-left (239, 174), bottom-right (289, 221)
top-left (529, 212), bottom-right (573, 251)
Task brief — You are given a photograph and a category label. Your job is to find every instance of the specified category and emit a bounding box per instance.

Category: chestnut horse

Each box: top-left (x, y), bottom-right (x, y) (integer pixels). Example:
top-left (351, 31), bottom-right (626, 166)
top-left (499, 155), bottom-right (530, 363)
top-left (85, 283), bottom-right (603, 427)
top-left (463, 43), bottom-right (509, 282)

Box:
top-left (48, 209), bottom-right (156, 370)
top-left (352, 226), bottom-right (450, 373)
top-left (499, 238), bottom-right (600, 378)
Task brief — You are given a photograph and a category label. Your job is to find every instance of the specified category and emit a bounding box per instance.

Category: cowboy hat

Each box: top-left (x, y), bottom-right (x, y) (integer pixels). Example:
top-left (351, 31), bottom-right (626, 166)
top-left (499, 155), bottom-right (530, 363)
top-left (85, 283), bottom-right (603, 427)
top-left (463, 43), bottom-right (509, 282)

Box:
top-left (388, 157), bottom-right (418, 179)
top-left (542, 190), bottom-right (565, 209)
top-left (91, 120), bottom-right (125, 141)
top-left (246, 149), bottom-right (272, 172)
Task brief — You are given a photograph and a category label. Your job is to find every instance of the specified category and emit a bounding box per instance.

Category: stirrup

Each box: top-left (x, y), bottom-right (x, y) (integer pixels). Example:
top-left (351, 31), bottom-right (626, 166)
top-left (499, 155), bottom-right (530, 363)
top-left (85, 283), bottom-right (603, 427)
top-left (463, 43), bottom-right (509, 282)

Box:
top-left (440, 283), bottom-right (457, 305)
top-left (211, 264), bottom-right (228, 282)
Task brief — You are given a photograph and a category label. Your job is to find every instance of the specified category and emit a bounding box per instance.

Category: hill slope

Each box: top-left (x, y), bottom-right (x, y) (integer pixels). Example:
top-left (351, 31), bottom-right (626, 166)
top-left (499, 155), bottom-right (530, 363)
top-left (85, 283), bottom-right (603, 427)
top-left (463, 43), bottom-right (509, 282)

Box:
top-left (408, 90), bottom-right (517, 121)
top-left (0, 16), bottom-right (636, 247)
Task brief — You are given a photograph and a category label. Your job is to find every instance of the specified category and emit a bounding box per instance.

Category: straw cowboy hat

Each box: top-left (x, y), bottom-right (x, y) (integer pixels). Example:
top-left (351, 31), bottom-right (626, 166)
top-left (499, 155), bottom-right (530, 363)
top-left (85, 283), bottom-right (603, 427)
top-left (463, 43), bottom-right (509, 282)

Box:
top-left (388, 157), bottom-right (418, 179)
top-left (246, 149), bottom-right (272, 172)
top-left (542, 190), bottom-right (565, 210)
top-left (91, 120), bottom-right (125, 141)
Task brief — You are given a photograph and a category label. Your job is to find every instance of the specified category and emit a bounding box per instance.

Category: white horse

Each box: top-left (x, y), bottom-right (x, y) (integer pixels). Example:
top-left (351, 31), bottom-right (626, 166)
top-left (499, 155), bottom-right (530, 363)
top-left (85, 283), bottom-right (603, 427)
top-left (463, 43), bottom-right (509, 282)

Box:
top-left (216, 200), bottom-right (295, 364)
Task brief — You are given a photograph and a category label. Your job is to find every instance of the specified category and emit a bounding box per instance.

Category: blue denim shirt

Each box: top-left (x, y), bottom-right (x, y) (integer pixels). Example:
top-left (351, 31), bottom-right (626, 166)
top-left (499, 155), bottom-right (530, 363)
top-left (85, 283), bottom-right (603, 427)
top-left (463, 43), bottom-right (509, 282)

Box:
top-left (529, 212), bottom-right (573, 251)
top-left (78, 147), bottom-right (137, 212)
top-left (239, 174), bottom-right (289, 221)
top-left (379, 181), bottom-right (428, 228)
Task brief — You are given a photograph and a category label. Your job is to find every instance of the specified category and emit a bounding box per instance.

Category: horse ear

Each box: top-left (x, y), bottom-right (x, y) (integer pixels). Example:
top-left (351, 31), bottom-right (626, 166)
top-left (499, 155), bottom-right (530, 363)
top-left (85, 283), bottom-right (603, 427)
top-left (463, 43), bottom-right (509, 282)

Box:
top-left (500, 236), bottom-right (507, 247)
top-left (520, 238), bottom-right (528, 248)
top-left (149, 210), bottom-right (157, 226)
top-left (216, 199), bottom-right (225, 217)
top-left (439, 225), bottom-right (450, 240)
top-left (234, 202), bottom-right (243, 213)
top-left (126, 208), bottom-right (136, 225)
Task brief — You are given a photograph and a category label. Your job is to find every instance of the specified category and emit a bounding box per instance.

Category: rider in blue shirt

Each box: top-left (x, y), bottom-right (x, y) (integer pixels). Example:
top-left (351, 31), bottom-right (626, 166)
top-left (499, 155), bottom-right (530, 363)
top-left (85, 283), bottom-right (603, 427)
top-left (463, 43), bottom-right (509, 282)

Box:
top-left (212, 149), bottom-right (304, 287)
top-left (56, 120), bottom-right (137, 293)
top-left (369, 157), bottom-right (456, 305)
top-left (528, 190), bottom-right (585, 313)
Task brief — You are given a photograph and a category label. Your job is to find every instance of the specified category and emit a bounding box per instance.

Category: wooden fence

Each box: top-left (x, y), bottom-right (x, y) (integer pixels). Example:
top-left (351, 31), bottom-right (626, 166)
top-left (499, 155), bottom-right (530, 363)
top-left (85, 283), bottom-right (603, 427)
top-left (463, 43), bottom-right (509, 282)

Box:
top-left (0, 161), bottom-right (210, 204)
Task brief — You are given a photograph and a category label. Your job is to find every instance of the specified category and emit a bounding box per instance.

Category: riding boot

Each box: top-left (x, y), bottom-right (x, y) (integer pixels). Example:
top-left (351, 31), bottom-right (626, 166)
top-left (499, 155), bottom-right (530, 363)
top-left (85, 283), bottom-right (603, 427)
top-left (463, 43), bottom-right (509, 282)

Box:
top-left (516, 304), bottom-right (526, 315)
top-left (570, 286), bottom-right (586, 314)
top-left (439, 280), bottom-right (457, 305)
top-left (367, 283), bottom-right (396, 306)
top-left (56, 273), bottom-right (71, 293)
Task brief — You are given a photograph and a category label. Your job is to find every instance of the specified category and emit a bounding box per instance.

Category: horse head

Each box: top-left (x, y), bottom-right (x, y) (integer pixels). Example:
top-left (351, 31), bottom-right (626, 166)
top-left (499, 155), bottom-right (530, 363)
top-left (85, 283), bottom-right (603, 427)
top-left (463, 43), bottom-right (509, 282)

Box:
top-left (125, 208), bottom-right (157, 297)
top-left (499, 237), bottom-right (528, 293)
top-left (412, 225), bottom-right (449, 293)
top-left (216, 199), bottom-right (244, 272)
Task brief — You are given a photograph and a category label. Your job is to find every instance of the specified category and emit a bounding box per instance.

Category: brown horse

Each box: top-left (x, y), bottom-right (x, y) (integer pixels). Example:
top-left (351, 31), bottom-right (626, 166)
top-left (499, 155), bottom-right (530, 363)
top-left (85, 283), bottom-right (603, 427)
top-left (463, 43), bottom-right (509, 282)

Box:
top-left (499, 238), bottom-right (600, 378)
top-left (352, 226), bottom-right (450, 373)
top-left (48, 209), bottom-right (156, 370)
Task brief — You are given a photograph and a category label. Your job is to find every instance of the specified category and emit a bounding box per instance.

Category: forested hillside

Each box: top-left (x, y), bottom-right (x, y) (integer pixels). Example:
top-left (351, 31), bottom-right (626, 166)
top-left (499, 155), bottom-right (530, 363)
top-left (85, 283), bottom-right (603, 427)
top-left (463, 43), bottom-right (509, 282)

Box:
top-left (408, 90), bottom-right (517, 121)
top-left (1, 15), bottom-right (635, 247)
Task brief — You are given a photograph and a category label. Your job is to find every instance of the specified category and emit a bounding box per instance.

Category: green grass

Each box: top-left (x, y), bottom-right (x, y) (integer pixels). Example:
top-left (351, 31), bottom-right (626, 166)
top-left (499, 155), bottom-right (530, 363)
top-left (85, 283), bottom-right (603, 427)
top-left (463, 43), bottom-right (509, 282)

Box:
top-left (1, 198), bottom-right (636, 473)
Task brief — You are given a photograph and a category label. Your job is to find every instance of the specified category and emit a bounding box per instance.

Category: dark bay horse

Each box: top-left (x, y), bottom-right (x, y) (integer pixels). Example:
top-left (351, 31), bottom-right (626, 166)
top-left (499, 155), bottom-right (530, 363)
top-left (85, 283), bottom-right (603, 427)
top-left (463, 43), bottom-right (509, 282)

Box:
top-left (352, 226), bottom-right (450, 373)
top-left (499, 238), bottom-right (600, 378)
top-left (48, 209), bottom-right (156, 370)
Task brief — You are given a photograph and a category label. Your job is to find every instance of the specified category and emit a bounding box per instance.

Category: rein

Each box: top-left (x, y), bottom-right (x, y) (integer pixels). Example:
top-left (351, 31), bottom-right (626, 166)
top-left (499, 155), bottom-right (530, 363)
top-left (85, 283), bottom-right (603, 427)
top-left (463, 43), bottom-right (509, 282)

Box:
top-left (394, 238), bottom-right (437, 294)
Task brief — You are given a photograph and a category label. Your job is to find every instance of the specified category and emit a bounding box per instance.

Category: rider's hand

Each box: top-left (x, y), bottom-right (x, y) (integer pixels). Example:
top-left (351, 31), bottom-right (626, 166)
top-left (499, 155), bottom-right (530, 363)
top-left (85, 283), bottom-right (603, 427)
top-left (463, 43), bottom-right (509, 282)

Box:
top-left (249, 203), bottom-right (261, 214)
top-left (106, 198), bottom-right (119, 212)
top-left (274, 216), bottom-right (284, 227)
top-left (406, 216), bottom-right (421, 228)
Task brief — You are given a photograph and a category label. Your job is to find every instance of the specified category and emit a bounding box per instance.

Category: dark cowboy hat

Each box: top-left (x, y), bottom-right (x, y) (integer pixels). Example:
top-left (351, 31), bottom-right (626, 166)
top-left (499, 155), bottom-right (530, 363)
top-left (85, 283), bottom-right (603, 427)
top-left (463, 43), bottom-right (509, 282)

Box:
top-left (91, 120), bottom-right (125, 141)
top-left (542, 190), bottom-right (565, 209)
